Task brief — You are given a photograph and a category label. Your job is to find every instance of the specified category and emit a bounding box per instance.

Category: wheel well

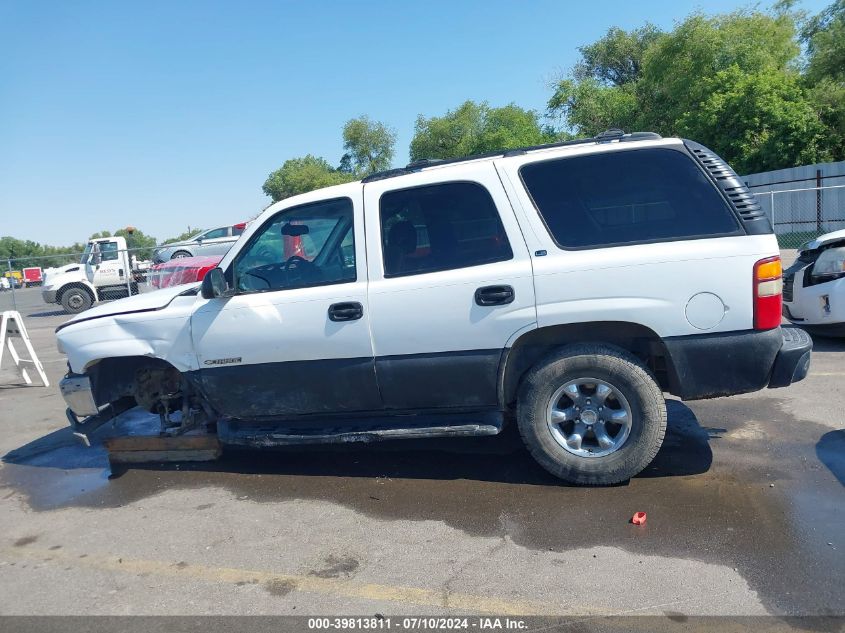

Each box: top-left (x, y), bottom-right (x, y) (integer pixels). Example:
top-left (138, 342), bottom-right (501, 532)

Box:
top-left (500, 321), bottom-right (671, 407)
top-left (58, 282), bottom-right (95, 303)
top-left (86, 356), bottom-right (183, 410)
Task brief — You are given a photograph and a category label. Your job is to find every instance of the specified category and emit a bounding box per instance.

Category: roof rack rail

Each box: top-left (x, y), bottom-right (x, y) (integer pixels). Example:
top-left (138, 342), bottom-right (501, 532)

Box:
top-left (595, 128), bottom-right (625, 142)
top-left (361, 130), bottom-right (662, 183)
top-left (406, 158), bottom-right (445, 169)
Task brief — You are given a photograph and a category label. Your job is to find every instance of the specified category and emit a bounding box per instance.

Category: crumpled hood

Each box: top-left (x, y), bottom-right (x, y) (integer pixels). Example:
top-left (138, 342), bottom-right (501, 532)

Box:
top-left (57, 283), bottom-right (199, 331)
top-left (803, 229), bottom-right (845, 251)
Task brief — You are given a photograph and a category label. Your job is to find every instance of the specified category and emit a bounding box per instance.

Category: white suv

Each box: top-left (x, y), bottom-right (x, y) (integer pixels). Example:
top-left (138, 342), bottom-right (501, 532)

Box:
top-left (56, 131), bottom-right (812, 485)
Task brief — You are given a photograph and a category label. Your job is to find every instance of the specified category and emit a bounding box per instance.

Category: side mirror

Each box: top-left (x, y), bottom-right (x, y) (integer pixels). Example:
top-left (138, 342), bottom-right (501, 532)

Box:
top-left (91, 252), bottom-right (102, 265)
top-left (201, 267), bottom-right (227, 299)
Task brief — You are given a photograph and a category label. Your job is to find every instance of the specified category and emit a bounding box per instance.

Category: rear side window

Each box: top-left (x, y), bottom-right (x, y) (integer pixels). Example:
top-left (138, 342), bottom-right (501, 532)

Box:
top-left (380, 181), bottom-right (513, 277)
top-left (202, 227), bottom-right (229, 239)
top-left (520, 148), bottom-right (741, 249)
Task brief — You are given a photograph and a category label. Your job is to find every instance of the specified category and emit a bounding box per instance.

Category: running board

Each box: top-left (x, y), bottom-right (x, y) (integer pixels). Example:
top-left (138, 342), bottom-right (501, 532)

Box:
top-left (218, 411), bottom-right (504, 447)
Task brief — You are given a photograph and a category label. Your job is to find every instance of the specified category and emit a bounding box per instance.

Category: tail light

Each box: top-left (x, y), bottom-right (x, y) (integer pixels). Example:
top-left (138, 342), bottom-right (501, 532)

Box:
top-left (754, 256), bottom-right (782, 330)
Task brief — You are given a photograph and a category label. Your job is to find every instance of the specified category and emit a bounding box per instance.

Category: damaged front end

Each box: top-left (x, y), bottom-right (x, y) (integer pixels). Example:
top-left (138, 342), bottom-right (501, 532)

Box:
top-left (55, 284), bottom-right (208, 445)
top-left (60, 359), bottom-right (216, 446)
top-left (783, 231), bottom-right (845, 335)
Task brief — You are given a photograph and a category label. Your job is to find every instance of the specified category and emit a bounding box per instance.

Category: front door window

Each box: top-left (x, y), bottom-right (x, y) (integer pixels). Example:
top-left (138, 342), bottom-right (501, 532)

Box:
top-left (233, 197), bottom-right (356, 293)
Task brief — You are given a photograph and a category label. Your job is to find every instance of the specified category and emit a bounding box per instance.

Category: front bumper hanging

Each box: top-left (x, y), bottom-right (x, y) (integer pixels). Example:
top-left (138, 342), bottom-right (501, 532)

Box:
top-left (60, 374), bottom-right (135, 446)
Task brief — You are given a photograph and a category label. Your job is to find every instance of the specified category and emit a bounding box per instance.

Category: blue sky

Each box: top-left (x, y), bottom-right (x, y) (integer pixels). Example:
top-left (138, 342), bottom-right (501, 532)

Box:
top-left (0, 0), bottom-right (830, 246)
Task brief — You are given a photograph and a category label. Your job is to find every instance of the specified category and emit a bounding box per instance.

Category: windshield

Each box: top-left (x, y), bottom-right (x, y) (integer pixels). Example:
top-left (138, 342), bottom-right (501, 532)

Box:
top-left (80, 242), bottom-right (94, 264)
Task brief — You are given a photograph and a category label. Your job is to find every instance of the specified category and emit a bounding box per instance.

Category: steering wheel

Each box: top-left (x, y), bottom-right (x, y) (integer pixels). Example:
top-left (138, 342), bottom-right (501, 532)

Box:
top-left (282, 255), bottom-right (316, 281)
top-left (239, 256), bottom-right (316, 291)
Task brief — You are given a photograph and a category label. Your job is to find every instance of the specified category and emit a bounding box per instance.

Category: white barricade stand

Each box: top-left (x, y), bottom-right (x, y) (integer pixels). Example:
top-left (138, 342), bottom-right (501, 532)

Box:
top-left (0, 311), bottom-right (50, 387)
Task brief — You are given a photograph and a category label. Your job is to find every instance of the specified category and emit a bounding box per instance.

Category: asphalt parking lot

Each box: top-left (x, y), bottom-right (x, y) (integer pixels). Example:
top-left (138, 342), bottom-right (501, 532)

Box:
top-left (0, 286), bottom-right (843, 618)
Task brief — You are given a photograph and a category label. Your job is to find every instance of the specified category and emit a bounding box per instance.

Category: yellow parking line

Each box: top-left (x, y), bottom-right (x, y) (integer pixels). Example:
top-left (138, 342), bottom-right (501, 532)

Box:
top-left (2, 546), bottom-right (557, 615)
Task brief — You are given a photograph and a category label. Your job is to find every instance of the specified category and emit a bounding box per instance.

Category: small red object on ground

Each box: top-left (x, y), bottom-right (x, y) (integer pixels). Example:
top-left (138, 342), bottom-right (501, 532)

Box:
top-left (631, 512), bottom-right (647, 525)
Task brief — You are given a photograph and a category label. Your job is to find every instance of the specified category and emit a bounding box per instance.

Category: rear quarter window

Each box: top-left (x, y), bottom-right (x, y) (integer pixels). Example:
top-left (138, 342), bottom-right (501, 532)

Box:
top-left (519, 147), bottom-right (742, 249)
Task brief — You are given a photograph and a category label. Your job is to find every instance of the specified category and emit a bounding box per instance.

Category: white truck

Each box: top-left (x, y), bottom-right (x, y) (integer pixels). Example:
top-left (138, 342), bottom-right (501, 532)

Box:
top-left (41, 236), bottom-right (146, 314)
top-left (783, 228), bottom-right (845, 336)
top-left (55, 131), bottom-right (812, 484)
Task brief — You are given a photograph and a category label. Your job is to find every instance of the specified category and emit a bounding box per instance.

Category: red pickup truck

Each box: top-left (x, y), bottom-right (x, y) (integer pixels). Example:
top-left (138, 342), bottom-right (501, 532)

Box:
top-left (148, 255), bottom-right (222, 289)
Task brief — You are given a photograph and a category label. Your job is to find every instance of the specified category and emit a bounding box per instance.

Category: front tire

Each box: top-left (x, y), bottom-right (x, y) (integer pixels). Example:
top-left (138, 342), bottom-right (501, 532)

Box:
top-left (60, 287), bottom-right (93, 314)
top-left (517, 343), bottom-right (667, 485)
top-left (171, 250), bottom-right (192, 259)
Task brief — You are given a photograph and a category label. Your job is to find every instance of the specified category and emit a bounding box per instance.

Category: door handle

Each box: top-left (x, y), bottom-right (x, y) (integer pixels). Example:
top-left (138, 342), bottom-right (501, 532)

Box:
top-left (328, 301), bottom-right (364, 322)
top-left (475, 285), bottom-right (515, 306)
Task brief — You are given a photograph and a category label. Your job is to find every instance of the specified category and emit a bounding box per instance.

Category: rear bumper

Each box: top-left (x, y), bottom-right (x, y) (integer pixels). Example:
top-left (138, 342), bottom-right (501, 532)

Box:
top-left (767, 326), bottom-right (812, 388)
top-left (663, 326), bottom-right (811, 400)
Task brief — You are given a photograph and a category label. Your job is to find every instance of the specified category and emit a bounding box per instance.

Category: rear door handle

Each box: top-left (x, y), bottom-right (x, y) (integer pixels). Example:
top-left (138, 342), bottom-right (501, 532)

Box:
top-left (328, 301), bottom-right (364, 322)
top-left (474, 285), bottom-right (515, 306)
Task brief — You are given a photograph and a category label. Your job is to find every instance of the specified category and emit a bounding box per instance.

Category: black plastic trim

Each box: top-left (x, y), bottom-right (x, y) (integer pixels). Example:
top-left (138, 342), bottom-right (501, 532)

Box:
top-left (375, 349), bottom-right (502, 409)
top-left (663, 328), bottom-right (781, 400)
top-left (194, 348), bottom-right (505, 419)
top-left (768, 326), bottom-right (812, 388)
top-left (193, 356), bottom-right (383, 419)
top-left (683, 140), bottom-right (773, 235)
top-left (662, 327), bottom-right (809, 400)
top-left (217, 411), bottom-right (504, 447)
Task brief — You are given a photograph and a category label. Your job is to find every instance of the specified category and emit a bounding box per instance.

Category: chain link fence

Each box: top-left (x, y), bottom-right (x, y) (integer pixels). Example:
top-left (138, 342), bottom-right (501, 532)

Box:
top-left (1, 244), bottom-right (224, 319)
top-left (754, 184), bottom-right (845, 250)
top-left (3, 187), bottom-right (841, 316)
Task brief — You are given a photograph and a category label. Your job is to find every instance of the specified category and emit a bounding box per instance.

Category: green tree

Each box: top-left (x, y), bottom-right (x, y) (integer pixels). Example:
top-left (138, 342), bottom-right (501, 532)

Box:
top-left (339, 116), bottom-right (397, 176)
top-left (802, 1), bottom-right (845, 161)
top-left (115, 227), bottom-right (158, 260)
top-left (164, 227), bottom-right (204, 244)
top-left (802, 0), bottom-right (845, 82)
top-left (635, 10), bottom-right (800, 132)
top-left (262, 155), bottom-right (354, 202)
top-left (572, 24), bottom-right (662, 86)
top-left (89, 230), bottom-right (112, 239)
top-left (548, 7), bottom-right (839, 172)
top-left (547, 79), bottom-right (638, 136)
top-left (678, 66), bottom-right (830, 173)
top-left (1, 236), bottom-right (86, 269)
top-left (410, 101), bottom-right (550, 161)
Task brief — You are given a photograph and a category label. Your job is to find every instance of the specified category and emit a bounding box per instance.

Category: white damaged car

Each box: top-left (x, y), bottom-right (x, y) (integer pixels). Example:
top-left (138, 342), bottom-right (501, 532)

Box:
top-left (55, 131), bottom-right (813, 485)
top-left (783, 229), bottom-right (845, 337)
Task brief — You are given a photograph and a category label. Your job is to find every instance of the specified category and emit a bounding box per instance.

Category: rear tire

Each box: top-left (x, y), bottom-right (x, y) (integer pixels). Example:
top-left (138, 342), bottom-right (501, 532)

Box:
top-left (171, 250), bottom-right (191, 259)
top-left (60, 287), bottom-right (93, 314)
top-left (516, 343), bottom-right (666, 485)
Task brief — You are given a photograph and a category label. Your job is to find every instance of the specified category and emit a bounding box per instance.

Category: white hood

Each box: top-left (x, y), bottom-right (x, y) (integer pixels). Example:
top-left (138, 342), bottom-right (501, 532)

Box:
top-left (803, 229), bottom-right (845, 251)
top-left (59, 283), bottom-right (200, 329)
top-left (43, 263), bottom-right (84, 285)
top-left (53, 263), bottom-right (83, 274)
